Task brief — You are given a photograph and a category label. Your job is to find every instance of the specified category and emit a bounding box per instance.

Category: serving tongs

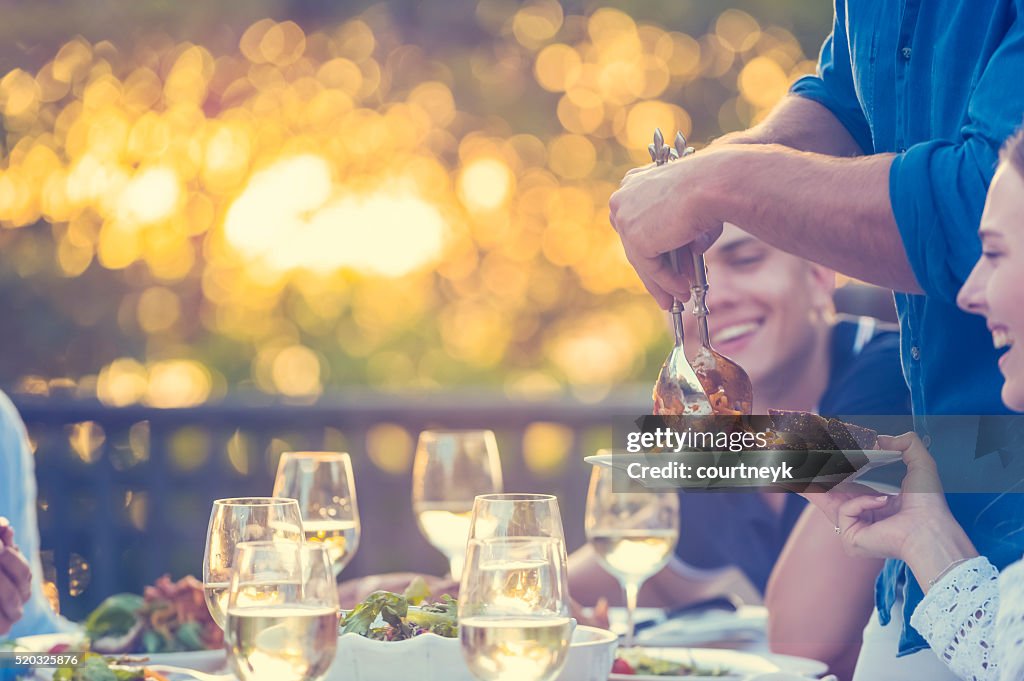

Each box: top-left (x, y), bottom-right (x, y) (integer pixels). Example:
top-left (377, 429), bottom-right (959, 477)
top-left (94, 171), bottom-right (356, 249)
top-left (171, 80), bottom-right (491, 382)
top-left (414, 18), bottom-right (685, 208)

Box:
top-left (650, 130), bottom-right (753, 416)
top-left (650, 129), bottom-right (712, 416)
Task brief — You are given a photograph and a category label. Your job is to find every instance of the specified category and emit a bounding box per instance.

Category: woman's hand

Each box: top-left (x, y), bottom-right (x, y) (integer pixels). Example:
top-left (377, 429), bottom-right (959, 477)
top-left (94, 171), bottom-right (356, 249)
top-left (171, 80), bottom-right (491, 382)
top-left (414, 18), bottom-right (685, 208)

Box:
top-left (833, 433), bottom-right (951, 559)
top-left (0, 517), bottom-right (32, 636)
top-left (832, 433), bottom-right (979, 590)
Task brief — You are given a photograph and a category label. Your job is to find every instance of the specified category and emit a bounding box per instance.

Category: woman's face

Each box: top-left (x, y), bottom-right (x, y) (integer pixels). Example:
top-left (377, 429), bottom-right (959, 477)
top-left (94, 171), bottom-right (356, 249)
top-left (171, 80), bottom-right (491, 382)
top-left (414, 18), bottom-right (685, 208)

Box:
top-left (957, 162), bottom-right (1024, 411)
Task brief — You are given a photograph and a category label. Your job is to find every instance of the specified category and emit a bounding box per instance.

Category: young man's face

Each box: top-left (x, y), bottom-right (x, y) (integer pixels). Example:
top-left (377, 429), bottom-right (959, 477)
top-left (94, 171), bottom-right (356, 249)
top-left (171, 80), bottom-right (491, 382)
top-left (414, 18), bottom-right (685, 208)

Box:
top-left (682, 224), bottom-right (835, 388)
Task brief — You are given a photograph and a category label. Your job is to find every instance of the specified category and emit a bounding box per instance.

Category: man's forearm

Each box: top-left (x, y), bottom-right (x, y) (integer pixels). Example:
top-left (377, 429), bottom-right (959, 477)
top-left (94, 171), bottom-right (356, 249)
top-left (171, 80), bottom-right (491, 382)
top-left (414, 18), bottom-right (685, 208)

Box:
top-left (700, 144), bottom-right (923, 293)
top-left (713, 95), bottom-right (865, 158)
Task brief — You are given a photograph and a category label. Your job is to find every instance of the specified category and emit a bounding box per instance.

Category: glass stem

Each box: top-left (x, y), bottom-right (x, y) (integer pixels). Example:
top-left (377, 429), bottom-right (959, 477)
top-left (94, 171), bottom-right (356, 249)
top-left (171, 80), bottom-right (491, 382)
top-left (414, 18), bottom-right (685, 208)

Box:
top-left (623, 580), bottom-right (640, 647)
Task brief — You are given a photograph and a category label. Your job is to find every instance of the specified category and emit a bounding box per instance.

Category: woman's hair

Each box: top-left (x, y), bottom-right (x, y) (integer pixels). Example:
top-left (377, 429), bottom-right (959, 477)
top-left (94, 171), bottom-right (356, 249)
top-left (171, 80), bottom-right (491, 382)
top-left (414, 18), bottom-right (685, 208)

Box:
top-left (1002, 125), bottom-right (1024, 176)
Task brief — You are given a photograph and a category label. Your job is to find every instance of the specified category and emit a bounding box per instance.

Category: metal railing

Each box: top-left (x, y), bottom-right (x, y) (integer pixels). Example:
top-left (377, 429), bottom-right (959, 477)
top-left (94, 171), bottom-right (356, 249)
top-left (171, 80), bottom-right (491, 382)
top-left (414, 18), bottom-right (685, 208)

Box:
top-left (14, 392), bottom-right (645, 619)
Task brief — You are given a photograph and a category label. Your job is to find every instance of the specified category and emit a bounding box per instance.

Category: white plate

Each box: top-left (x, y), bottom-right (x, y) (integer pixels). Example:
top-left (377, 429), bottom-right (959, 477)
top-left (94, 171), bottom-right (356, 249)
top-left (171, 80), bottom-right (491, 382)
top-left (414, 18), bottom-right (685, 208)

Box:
top-left (609, 647), bottom-right (828, 681)
top-left (13, 632), bottom-right (226, 673)
top-left (760, 652), bottom-right (829, 677)
top-left (327, 624), bottom-right (616, 681)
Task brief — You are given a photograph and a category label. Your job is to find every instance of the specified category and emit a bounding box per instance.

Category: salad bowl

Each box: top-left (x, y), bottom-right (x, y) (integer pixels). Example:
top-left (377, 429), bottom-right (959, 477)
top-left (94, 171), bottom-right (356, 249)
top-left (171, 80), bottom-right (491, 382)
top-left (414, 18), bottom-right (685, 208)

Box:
top-left (325, 624), bottom-right (617, 681)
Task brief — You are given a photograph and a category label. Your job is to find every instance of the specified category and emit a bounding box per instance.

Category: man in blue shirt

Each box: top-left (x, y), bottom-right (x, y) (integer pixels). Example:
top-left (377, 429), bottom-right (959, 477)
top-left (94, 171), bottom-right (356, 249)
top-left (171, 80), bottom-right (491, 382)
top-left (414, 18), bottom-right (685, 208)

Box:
top-left (609, 0), bottom-right (1024, 677)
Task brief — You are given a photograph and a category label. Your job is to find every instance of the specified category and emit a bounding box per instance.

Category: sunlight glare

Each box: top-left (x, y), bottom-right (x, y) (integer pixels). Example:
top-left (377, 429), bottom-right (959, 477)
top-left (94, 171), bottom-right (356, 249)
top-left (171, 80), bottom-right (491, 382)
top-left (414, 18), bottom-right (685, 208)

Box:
top-left (457, 158), bottom-right (513, 212)
top-left (117, 166), bottom-right (180, 225)
top-left (225, 155), bottom-right (445, 277)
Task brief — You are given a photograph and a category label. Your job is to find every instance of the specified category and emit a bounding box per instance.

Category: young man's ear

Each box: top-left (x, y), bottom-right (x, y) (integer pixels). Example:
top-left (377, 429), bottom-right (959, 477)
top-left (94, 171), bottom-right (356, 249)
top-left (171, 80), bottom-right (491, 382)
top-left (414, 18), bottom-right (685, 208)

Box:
top-left (808, 264), bottom-right (837, 312)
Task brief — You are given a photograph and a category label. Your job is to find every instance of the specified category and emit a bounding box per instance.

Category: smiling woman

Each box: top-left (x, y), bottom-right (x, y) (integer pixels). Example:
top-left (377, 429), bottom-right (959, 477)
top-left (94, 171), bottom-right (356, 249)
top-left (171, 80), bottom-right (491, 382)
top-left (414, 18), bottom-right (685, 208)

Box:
top-left (223, 154), bottom-right (447, 277)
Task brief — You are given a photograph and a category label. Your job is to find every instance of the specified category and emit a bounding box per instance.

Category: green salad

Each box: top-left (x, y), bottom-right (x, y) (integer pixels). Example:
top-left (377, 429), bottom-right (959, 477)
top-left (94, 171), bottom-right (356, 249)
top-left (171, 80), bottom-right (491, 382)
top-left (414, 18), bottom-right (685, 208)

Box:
top-left (339, 577), bottom-right (458, 641)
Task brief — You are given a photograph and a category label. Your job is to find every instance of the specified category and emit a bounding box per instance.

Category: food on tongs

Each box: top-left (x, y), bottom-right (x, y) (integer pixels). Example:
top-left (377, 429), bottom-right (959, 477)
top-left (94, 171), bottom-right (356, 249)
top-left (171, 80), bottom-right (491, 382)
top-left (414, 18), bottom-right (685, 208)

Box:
top-left (706, 387), bottom-right (742, 416)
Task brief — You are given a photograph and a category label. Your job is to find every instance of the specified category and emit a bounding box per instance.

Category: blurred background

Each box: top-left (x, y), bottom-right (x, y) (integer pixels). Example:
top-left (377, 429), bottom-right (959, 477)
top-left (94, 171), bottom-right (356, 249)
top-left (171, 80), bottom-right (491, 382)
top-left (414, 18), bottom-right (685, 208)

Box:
top-left (0, 0), bottom-right (892, 618)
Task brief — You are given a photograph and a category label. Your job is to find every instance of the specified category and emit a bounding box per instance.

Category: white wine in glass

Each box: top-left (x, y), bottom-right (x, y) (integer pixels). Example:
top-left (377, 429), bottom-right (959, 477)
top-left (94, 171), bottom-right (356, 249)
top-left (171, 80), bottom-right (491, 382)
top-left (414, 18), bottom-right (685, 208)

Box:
top-left (412, 430), bottom-right (503, 578)
top-left (459, 537), bottom-right (573, 681)
top-left (225, 542), bottom-right (339, 681)
top-left (585, 460), bottom-right (679, 647)
top-left (203, 497), bottom-right (303, 629)
top-left (587, 528), bottom-right (678, 583)
top-left (273, 451), bottom-right (361, 579)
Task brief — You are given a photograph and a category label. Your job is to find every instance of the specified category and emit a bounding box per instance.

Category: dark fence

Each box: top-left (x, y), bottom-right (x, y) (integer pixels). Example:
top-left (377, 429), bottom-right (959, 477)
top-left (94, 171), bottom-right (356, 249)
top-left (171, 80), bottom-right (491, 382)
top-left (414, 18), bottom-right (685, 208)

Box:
top-left (14, 392), bottom-right (645, 620)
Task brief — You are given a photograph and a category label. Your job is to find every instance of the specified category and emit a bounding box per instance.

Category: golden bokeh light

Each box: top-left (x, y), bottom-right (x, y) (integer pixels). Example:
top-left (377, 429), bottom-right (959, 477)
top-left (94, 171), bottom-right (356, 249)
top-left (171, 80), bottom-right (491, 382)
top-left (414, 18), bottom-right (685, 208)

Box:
top-left (97, 359), bottom-right (148, 407)
top-left (117, 167), bottom-right (181, 226)
top-left (522, 422), bottom-right (573, 476)
top-left (145, 360), bottom-right (212, 408)
top-left (137, 286), bottom-right (181, 334)
top-left (457, 158), bottom-right (514, 213)
top-left (535, 44), bottom-right (582, 92)
top-left (548, 134), bottom-right (597, 179)
top-left (738, 56), bottom-right (791, 109)
top-left (513, 1), bottom-right (565, 49)
top-left (366, 423), bottom-right (413, 474)
top-left (270, 345), bottom-right (323, 398)
top-left (0, 7), bottom-right (817, 399)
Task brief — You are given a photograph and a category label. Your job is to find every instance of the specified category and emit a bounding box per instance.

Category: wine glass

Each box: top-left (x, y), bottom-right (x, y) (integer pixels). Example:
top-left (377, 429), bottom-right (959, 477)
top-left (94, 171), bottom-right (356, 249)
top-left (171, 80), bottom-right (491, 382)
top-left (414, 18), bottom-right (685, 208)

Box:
top-left (459, 537), bottom-right (573, 681)
top-left (412, 429), bottom-right (503, 578)
top-left (203, 497), bottom-right (303, 628)
top-left (224, 542), bottom-right (339, 681)
top-left (273, 451), bottom-right (361, 580)
top-left (585, 461), bottom-right (679, 647)
top-left (469, 493), bottom-right (567, 573)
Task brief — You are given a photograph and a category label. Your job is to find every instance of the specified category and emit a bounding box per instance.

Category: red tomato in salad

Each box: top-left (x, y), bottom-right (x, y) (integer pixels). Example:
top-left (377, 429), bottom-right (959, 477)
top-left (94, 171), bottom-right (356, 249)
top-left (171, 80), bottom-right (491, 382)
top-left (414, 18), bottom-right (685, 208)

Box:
top-left (611, 658), bottom-right (635, 675)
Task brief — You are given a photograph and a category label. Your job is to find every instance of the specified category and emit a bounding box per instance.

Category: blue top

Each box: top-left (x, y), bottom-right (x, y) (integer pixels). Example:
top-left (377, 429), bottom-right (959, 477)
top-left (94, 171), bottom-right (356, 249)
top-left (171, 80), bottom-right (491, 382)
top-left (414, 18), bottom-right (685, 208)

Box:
top-left (790, 0), bottom-right (1024, 656)
top-left (0, 391), bottom-right (72, 640)
top-left (675, 317), bottom-right (910, 593)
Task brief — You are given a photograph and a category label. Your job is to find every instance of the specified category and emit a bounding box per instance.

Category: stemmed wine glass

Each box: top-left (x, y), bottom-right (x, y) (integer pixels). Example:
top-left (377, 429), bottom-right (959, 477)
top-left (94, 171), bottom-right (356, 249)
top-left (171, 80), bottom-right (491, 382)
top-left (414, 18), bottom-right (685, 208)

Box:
top-left (585, 461), bottom-right (679, 646)
top-left (273, 451), bottom-right (361, 580)
top-left (412, 429), bottom-right (503, 578)
top-left (224, 542), bottom-right (339, 681)
top-left (203, 497), bottom-right (303, 628)
top-left (459, 537), bottom-right (573, 681)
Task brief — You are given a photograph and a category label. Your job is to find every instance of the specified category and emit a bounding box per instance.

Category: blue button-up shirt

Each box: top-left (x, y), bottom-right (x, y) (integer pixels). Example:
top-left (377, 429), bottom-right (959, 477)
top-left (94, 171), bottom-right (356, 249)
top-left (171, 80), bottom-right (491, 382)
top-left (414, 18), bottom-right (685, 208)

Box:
top-left (791, 0), bottom-right (1024, 657)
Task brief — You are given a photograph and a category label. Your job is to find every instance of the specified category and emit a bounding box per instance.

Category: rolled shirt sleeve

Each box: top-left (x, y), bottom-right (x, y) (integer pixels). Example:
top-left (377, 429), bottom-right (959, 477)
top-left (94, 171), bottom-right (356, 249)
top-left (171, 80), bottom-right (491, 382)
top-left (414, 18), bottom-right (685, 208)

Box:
top-left (790, 0), bottom-right (874, 155)
top-left (891, 7), bottom-right (1024, 302)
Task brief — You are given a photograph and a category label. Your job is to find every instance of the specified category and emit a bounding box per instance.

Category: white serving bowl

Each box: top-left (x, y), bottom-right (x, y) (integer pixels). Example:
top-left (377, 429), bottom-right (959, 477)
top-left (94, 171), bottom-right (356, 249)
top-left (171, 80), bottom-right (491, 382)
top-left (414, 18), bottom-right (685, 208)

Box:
top-left (325, 624), bottom-right (617, 681)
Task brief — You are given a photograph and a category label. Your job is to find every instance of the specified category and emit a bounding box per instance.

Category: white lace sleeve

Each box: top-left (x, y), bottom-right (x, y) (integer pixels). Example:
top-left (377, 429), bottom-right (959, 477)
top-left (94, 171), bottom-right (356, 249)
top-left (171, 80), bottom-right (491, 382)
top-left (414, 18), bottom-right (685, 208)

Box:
top-left (909, 556), bottom-right (1000, 681)
top-left (995, 559), bottom-right (1024, 681)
